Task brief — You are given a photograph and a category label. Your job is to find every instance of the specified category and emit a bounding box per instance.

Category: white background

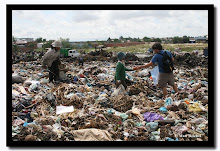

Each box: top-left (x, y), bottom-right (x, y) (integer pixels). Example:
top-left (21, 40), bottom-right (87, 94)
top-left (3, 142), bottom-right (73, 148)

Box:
top-left (0, 0), bottom-right (218, 151)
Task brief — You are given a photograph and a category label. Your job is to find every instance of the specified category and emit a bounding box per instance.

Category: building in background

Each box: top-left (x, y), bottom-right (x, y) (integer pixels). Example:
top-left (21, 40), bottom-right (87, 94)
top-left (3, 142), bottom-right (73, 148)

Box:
top-left (15, 38), bottom-right (34, 42)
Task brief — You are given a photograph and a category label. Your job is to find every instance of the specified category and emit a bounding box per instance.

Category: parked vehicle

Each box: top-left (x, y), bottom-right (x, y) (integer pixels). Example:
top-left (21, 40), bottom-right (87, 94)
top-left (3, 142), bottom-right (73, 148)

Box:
top-left (60, 48), bottom-right (80, 58)
top-left (68, 49), bottom-right (80, 58)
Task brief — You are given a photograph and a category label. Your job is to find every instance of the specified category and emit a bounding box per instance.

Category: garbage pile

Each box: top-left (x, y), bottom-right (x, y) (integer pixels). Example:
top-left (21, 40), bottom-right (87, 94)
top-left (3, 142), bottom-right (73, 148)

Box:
top-left (174, 53), bottom-right (208, 68)
top-left (12, 51), bottom-right (43, 64)
top-left (12, 52), bottom-right (208, 141)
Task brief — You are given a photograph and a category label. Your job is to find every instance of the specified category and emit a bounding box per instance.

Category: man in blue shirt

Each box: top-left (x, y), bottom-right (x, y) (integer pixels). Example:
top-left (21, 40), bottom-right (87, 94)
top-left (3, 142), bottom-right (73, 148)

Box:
top-left (133, 43), bottom-right (178, 98)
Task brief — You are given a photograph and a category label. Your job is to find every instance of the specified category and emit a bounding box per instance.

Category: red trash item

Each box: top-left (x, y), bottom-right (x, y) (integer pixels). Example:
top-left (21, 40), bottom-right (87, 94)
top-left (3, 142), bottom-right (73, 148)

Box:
top-left (185, 100), bottom-right (190, 105)
top-left (79, 74), bottom-right (85, 78)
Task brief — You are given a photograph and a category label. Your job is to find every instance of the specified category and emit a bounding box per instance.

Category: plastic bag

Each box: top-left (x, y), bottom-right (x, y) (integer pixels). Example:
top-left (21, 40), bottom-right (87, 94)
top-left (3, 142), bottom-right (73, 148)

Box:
top-left (97, 73), bottom-right (108, 81)
top-left (150, 66), bottom-right (159, 86)
top-left (189, 103), bottom-right (202, 112)
top-left (146, 122), bottom-right (158, 131)
top-left (111, 84), bottom-right (126, 97)
top-left (138, 69), bottom-right (149, 77)
top-left (143, 112), bottom-right (164, 122)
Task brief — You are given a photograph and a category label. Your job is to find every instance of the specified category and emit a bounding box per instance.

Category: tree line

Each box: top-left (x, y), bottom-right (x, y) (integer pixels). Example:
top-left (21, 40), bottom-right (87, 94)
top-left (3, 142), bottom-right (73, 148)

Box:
top-left (12, 35), bottom-right (207, 52)
top-left (107, 35), bottom-right (205, 44)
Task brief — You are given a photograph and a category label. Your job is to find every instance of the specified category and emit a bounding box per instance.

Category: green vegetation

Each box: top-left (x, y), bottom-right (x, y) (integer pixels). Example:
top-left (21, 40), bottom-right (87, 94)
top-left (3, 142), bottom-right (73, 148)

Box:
top-left (34, 48), bottom-right (44, 52)
top-left (83, 43), bottom-right (208, 54)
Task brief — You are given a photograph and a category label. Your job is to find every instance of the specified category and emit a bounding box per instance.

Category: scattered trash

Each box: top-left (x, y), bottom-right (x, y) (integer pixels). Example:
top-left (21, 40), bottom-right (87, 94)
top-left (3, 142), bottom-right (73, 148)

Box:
top-left (11, 52), bottom-right (208, 141)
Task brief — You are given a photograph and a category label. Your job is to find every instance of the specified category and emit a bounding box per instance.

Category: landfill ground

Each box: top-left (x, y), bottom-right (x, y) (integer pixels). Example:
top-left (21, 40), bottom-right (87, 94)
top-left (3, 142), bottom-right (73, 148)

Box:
top-left (12, 51), bottom-right (208, 141)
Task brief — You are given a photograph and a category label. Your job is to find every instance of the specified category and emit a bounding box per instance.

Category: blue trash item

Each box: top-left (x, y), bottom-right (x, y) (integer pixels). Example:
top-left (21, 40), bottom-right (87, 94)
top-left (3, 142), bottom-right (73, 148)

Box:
top-left (159, 107), bottom-right (168, 113)
top-left (182, 82), bottom-right (187, 86)
top-left (165, 97), bottom-right (173, 106)
top-left (73, 76), bottom-right (78, 82)
top-left (107, 109), bottom-right (115, 115)
top-left (150, 66), bottom-right (159, 86)
top-left (23, 121), bottom-right (35, 127)
top-left (87, 83), bottom-right (92, 87)
top-left (171, 90), bottom-right (176, 94)
top-left (23, 122), bottom-right (29, 127)
top-left (201, 81), bottom-right (208, 87)
top-left (166, 138), bottom-right (179, 141)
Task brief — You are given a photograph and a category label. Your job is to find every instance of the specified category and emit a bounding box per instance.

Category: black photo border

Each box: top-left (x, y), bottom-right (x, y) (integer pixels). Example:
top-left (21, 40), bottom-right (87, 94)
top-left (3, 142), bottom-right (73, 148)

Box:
top-left (7, 4), bottom-right (215, 148)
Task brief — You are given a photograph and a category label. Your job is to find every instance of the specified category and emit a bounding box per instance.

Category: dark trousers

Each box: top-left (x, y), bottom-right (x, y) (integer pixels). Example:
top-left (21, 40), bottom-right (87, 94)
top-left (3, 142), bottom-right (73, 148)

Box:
top-left (49, 60), bottom-right (59, 82)
top-left (78, 58), bottom-right (84, 66)
top-left (115, 78), bottom-right (133, 90)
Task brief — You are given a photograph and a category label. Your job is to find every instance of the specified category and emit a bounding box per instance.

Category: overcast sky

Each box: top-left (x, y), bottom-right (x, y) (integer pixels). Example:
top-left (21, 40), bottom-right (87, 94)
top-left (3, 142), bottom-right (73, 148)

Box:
top-left (12, 10), bottom-right (208, 41)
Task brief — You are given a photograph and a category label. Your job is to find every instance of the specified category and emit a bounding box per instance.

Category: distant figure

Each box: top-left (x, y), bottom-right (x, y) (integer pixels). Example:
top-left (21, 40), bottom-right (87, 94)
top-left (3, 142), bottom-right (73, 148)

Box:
top-left (78, 57), bottom-right (84, 66)
top-left (195, 49), bottom-right (198, 55)
top-left (42, 40), bottom-right (62, 83)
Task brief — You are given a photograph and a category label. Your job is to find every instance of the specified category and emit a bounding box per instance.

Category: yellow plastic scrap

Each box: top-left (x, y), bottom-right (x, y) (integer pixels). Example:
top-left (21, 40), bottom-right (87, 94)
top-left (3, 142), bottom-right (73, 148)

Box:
top-left (101, 94), bottom-right (108, 97)
top-left (189, 103), bottom-right (202, 112)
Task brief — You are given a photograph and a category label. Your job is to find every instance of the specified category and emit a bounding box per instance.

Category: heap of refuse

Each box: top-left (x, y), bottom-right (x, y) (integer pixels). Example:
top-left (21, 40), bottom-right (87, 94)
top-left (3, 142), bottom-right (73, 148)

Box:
top-left (12, 52), bottom-right (208, 141)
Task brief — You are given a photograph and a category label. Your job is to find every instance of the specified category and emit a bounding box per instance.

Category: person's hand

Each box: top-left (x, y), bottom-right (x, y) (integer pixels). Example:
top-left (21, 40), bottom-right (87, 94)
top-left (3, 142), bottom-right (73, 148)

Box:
top-left (133, 66), bottom-right (140, 70)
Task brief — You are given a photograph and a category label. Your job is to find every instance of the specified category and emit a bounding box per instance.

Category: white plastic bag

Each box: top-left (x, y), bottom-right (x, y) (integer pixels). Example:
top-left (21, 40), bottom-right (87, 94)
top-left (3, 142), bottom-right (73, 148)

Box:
top-left (111, 84), bottom-right (126, 97)
top-left (97, 73), bottom-right (108, 81)
top-left (138, 69), bottom-right (149, 77)
top-left (150, 66), bottom-right (159, 86)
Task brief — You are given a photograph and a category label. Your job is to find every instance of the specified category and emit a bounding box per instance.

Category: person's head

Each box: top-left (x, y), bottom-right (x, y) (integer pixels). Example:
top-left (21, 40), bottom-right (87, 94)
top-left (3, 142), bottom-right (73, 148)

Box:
top-left (152, 42), bottom-right (162, 53)
top-left (51, 40), bottom-right (62, 51)
top-left (117, 52), bottom-right (125, 61)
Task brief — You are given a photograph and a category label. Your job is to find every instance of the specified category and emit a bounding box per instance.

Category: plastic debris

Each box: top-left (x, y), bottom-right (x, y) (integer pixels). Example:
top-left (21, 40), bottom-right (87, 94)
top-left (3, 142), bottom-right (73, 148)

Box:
top-left (71, 128), bottom-right (113, 141)
top-left (143, 112), bottom-right (164, 122)
top-left (159, 107), bottom-right (168, 113)
top-left (11, 52), bottom-right (208, 141)
top-left (56, 106), bottom-right (74, 114)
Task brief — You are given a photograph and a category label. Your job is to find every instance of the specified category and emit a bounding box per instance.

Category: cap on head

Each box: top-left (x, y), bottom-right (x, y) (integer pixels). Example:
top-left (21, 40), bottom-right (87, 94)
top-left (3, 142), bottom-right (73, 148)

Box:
top-left (117, 52), bottom-right (125, 60)
top-left (51, 40), bottom-right (62, 48)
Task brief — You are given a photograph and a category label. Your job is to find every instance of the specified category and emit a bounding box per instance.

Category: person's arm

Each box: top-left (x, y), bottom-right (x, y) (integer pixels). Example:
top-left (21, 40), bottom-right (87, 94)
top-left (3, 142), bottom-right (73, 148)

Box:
top-left (169, 51), bottom-right (174, 62)
top-left (125, 67), bottom-right (133, 71)
top-left (57, 56), bottom-right (61, 65)
top-left (133, 61), bottom-right (153, 70)
top-left (42, 54), bottom-right (48, 67)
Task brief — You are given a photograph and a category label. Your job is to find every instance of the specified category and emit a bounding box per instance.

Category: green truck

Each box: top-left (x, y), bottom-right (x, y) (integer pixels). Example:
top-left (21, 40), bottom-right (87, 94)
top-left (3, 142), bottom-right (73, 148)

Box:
top-left (60, 48), bottom-right (71, 57)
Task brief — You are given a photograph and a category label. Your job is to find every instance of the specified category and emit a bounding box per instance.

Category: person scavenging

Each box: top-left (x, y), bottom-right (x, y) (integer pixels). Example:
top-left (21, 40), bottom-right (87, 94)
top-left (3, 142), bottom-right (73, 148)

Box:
top-left (42, 40), bottom-right (62, 83)
top-left (133, 43), bottom-right (178, 98)
top-left (114, 52), bottom-right (134, 90)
